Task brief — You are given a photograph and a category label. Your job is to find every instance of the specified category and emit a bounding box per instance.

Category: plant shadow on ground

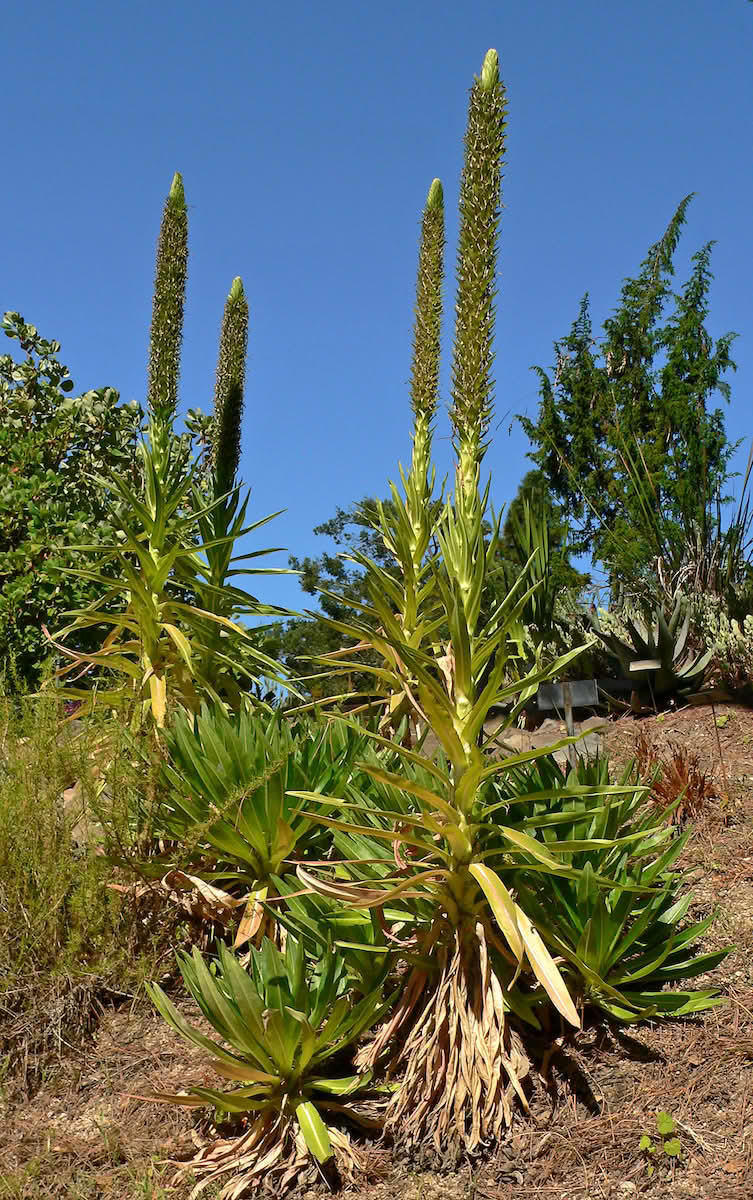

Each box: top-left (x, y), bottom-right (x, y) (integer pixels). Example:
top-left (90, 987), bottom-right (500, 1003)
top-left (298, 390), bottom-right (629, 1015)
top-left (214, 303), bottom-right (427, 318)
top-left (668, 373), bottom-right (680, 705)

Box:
top-left (2, 704), bottom-right (753, 1200)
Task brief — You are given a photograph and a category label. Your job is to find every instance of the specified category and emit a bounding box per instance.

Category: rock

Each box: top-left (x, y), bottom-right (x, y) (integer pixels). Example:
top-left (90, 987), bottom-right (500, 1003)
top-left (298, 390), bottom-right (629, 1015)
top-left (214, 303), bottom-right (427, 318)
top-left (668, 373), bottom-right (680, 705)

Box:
top-left (60, 778), bottom-right (106, 848)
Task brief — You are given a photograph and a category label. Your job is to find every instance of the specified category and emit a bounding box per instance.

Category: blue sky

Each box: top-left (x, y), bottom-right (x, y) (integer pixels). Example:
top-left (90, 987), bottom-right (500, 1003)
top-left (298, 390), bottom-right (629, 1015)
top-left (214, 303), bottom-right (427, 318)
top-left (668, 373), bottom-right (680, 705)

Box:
top-left (3, 1), bottom-right (752, 612)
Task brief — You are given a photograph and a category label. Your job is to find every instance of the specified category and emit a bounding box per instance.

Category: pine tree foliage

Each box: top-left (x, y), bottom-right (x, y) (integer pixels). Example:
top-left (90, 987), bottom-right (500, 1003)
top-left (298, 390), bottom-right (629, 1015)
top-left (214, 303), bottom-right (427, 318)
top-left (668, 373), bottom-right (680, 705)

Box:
top-left (519, 196), bottom-right (737, 595)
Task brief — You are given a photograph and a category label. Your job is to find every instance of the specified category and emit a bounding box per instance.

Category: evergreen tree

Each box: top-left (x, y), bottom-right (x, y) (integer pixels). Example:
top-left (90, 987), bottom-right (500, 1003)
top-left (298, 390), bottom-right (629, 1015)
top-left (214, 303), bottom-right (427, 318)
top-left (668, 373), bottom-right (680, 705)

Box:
top-left (519, 197), bottom-right (737, 598)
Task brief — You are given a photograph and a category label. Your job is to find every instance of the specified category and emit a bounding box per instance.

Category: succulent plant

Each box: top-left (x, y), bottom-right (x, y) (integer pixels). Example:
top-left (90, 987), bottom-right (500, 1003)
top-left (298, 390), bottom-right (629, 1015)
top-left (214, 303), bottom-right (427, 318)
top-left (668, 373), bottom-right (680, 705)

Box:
top-left (589, 595), bottom-right (714, 696)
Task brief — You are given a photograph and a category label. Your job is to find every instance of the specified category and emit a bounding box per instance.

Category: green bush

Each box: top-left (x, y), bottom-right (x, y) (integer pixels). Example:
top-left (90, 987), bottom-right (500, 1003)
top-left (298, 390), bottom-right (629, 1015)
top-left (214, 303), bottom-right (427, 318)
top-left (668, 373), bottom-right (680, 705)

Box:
top-left (0, 692), bottom-right (165, 1085)
top-left (0, 313), bottom-right (143, 691)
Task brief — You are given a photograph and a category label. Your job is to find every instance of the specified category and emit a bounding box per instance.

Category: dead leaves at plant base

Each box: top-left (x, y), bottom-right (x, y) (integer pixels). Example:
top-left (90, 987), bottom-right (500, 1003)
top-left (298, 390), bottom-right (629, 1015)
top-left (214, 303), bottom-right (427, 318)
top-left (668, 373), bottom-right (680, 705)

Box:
top-left (107, 871), bottom-right (280, 952)
top-left (168, 1112), bottom-right (387, 1199)
top-left (382, 922), bottom-right (531, 1157)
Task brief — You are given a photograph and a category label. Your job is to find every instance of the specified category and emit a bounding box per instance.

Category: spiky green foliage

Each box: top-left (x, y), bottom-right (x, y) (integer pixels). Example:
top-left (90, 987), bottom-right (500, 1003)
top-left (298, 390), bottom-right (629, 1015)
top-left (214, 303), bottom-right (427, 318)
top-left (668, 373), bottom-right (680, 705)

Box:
top-left (450, 48), bottom-right (507, 490)
top-left (147, 937), bottom-right (389, 1196)
top-left (147, 172), bottom-right (188, 432)
top-left (265, 497), bottom-right (406, 702)
top-left (212, 276), bottom-right (249, 497)
top-left (589, 595), bottom-right (714, 696)
top-left (51, 438), bottom-right (285, 725)
top-left (155, 705), bottom-right (365, 938)
top-left (507, 754), bottom-right (729, 1021)
top-left (272, 873), bottom-right (393, 997)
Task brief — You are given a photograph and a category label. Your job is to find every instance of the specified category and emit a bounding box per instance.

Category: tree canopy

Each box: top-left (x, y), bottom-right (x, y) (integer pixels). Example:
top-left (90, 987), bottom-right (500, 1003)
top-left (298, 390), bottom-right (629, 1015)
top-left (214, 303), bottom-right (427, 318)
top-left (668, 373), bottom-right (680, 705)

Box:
top-left (0, 313), bottom-right (142, 688)
top-left (519, 197), bottom-right (737, 600)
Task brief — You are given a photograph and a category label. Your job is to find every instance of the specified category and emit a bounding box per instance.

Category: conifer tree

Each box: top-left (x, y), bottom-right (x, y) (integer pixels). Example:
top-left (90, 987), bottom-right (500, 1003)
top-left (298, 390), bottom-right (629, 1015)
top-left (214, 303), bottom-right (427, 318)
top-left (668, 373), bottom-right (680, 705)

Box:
top-left (519, 198), bottom-right (737, 597)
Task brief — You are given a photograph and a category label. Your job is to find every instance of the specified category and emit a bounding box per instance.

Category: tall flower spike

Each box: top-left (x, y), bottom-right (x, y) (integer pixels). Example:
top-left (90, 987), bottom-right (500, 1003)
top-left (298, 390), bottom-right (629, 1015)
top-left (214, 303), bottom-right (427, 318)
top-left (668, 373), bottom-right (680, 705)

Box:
top-left (410, 178), bottom-right (445, 448)
top-left (450, 49), bottom-right (507, 495)
top-left (147, 171), bottom-right (188, 423)
top-left (406, 179), bottom-right (445, 563)
top-left (212, 276), bottom-right (249, 498)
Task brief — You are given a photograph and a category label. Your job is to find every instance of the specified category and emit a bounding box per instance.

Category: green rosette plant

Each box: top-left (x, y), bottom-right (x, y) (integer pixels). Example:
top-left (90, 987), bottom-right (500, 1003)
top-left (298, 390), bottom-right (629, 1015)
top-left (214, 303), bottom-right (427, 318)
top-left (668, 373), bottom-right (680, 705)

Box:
top-left (146, 937), bottom-right (391, 1196)
top-left (156, 704), bottom-right (367, 943)
top-left (271, 871), bottom-right (394, 998)
top-left (505, 754), bottom-right (730, 1020)
top-left (588, 594), bottom-right (714, 698)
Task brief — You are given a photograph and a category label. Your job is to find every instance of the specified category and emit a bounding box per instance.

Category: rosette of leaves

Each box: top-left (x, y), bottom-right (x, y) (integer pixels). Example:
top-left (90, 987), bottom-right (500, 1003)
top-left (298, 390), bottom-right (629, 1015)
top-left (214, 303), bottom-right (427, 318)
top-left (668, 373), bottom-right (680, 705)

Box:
top-left (146, 936), bottom-right (391, 1196)
top-left (271, 872), bottom-right (394, 998)
top-left (157, 704), bottom-right (367, 943)
top-left (588, 594), bottom-right (713, 697)
top-left (505, 754), bottom-right (730, 1020)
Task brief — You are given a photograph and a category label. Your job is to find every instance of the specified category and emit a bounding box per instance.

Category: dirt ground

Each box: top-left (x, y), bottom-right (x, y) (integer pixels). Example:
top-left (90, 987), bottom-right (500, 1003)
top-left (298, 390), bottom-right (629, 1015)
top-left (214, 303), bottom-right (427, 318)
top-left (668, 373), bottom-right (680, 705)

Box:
top-left (1, 704), bottom-right (752, 1200)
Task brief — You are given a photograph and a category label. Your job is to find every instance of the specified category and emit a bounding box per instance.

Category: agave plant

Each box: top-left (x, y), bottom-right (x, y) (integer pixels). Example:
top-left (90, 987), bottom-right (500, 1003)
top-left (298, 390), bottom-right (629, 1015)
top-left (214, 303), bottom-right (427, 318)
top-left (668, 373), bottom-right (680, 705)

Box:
top-left (147, 936), bottom-right (390, 1196)
top-left (49, 175), bottom-right (290, 727)
top-left (588, 593), bottom-right (713, 698)
top-left (157, 703), bottom-right (367, 944)
top-left (506, 754), bottom-right (729, 1021)
top-left (288, 50), bottom-right (621, 1153)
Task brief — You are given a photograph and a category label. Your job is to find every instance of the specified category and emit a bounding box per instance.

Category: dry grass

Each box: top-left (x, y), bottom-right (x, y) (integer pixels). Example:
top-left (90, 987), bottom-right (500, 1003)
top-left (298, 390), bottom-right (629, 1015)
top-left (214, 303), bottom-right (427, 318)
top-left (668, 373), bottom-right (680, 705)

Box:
top-left (2, 705), bottom-right (753, 1199)
top-left (633, 727), bottom-right (718, 826)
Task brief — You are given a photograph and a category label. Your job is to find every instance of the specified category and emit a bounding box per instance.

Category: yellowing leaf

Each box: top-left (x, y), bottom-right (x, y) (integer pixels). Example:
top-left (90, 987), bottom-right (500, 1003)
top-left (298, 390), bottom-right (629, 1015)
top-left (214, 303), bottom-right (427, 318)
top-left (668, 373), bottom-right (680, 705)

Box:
top-left (469, 863), bottom-right (523, 964)
top-left (149, 673), bottom-right (167, 727)
top-left (210, 1059), bottom-right (277, 1084)
top-left (515, 906), bottom-right (580, 1028)
top-left (234, 886), bottom-right (268, 949)
top-left (162, 622), bottom-right (193, 670)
